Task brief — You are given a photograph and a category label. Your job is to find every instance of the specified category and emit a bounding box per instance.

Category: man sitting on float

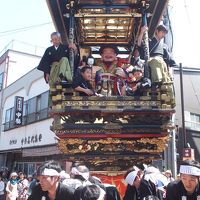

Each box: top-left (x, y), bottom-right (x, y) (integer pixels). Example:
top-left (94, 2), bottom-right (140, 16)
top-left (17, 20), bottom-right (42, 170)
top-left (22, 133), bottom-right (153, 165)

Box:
top-left (37, 32), bottom-right (77, 86)
top-left (137, 24), bottom-right (176, 84)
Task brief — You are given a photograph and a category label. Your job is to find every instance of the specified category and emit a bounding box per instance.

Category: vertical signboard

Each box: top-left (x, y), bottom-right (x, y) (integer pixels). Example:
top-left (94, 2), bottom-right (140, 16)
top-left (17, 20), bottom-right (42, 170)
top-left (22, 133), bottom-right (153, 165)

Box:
top-left (14, 96), bottom-right (24, 125)
top-left (183, 148), bottom-right (195, 161)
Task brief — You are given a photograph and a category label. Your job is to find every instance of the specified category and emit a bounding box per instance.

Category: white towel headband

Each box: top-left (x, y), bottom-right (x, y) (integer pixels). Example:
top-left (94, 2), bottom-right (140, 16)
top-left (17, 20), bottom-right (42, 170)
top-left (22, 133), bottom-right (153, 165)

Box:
top-left (180, 165), bottom-right (200, 176)
top-left (41, 168), bottom-right (60, 176)
top-left (124, 170), bottom-right (139, 185)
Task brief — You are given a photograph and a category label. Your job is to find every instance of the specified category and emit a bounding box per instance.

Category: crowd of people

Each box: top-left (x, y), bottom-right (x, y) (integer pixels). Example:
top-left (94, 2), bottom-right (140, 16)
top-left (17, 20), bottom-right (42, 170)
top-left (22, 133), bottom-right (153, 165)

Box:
top-left (0, 159), bottom-right (200, 200)
top-left (0, 171), bottom-right (36, 200)
top-left (37, 24), bottom-right (176, 100)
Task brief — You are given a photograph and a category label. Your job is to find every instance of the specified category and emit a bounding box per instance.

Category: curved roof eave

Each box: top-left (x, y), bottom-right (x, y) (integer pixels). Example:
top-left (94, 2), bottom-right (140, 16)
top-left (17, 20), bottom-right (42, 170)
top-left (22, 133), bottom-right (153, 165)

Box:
top-left (46, 0), bottom-right (168, 45)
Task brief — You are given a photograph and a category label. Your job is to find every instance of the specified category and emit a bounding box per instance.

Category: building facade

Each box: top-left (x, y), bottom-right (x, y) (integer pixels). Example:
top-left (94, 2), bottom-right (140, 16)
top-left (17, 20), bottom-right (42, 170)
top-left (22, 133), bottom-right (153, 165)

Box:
top-left (173, 67), bottom-right (200, 162)
top-left (163, 67), bottom-right (200, 174)
top-left (0, 66), bottom-right (61, 175)
top-left (0, 50), bottom-right (61, 175)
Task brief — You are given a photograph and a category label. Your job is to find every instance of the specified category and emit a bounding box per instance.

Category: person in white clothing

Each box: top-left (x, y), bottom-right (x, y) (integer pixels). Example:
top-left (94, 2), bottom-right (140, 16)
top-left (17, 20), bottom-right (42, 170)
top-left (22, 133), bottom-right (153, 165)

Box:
top-left (6, 172), bottom-right (18, 200)
top-left (0, 176), bottom-right (5, 200)
top-left (17, 172), bottom-right (29, 200)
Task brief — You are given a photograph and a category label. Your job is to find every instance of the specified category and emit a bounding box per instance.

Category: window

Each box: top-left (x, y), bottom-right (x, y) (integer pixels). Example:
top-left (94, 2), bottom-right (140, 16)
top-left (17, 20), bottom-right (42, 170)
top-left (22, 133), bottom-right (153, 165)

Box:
top-left (17, 163), bottom-right (23, 173)
top-left (10, 107), bottom-right (15, 128)
top-left (5, 109), bottom-right (11, 123)
top-left (28, 163), bottom-right (35, 176)
top-left (190, 113), bottom-right (200, 131)
top-left (4, 91), bottom-right (49, 131)
top-left (39, 91), bottom-right (49, 120)
top-left (22, 101), bottom-right (28, 125)
top-left (4, 107), bottom-right (14, 130)
top-left (36, 95), bottom-right (41, 121)
top-left (24, 163), bottom-right (28, 175)
top-left (0, 73), bottom-right (4, 91)
top-left (4, 109), bottom-right (11, 130)
top-left (15, 162), bottom-right (36, 176)
top-left (41, 91), bottom-right (49, 110)
top-left (36, 95), bottom-right (41, 112)
top-left (27, 97), bottom-right (37, 114)
top-left (190, 113), bottom-right (200, 123)
top-left (27, 97), bottom-right (37, 124)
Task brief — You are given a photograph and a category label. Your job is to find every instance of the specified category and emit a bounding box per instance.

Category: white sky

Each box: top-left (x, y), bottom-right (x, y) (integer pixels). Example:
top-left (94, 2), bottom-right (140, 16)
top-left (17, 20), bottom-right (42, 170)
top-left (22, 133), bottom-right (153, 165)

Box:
top-left (169, 0), bottom-right (200, 68)
top-left (0, 0), bottom-right (55, 55)
top-left (0, 0), bottom-right (200, 68)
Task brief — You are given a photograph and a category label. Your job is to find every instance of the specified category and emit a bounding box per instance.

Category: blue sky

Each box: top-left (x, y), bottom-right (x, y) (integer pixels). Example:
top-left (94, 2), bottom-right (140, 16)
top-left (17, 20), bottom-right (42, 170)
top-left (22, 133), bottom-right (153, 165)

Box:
top-left (0, 0), bottom-right (55, 54)
top-left (0, 0), bottom-right (200, 68)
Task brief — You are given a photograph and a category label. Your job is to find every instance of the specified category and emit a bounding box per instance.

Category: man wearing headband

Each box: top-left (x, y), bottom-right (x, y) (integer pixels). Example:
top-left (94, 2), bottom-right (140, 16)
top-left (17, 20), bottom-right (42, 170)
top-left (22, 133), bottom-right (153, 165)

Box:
top-left (70, 164), bottom-right (102, 187)
top-left (166, 159), bottom-right (200, 200)
top-left (123, 167), bottom-right (163, 200)
top-left (28, 160), bottom-right (74, 200)
top-left (72, 164), bottom-right (120, 200)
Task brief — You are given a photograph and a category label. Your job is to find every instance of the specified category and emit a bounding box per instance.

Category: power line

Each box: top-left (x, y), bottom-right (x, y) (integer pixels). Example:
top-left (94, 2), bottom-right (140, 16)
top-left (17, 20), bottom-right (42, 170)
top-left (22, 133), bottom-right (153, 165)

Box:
top-left (0, 22), bottom-right (53, 37)
top-left (0, 22), bottom-right (52, 34)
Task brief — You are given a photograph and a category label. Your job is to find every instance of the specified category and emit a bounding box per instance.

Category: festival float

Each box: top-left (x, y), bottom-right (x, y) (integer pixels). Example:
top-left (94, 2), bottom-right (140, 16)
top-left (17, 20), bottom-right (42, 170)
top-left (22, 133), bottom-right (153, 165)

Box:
top-left (46, 0), bottom-right (175, 186)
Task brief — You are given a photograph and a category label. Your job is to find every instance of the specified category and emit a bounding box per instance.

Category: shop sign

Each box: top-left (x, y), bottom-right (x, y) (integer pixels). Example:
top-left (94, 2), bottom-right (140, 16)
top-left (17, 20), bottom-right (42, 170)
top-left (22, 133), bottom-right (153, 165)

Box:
top-left (9, 134), bottom-right (43, 146)
top-left (21, 134), bottom-right (42, 146)
top-left (14, 96), bottom-right (24, 125)
top-left (183, 148), bottom-right (195, 160)
top-left (9, 139), bottom-right (17, 145)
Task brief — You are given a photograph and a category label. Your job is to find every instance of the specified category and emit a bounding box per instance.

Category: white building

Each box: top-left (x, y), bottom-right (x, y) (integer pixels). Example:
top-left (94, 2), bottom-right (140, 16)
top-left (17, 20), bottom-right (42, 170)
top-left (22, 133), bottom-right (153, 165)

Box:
top-left (0, 67), bottom-right (61, 175)
top-left (0, 50), bottom-right (60, 175)
top-left (0, 49), bottom-right (42, 88)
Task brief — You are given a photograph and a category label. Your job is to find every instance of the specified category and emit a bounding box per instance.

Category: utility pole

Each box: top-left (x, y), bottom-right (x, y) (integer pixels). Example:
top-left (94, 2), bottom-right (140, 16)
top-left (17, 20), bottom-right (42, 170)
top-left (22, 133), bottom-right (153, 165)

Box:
top-left (180, 63), bottom-right (195, 160)
top-left (180, 63), bottom-right (186, 148)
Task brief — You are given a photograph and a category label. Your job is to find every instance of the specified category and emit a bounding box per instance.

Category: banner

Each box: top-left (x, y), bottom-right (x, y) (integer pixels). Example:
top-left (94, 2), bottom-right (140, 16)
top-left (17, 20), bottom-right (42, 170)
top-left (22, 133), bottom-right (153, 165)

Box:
top-left (14, 96), bottom-right (24, 125)
top-left (92, 173), bottom-right (126, 198)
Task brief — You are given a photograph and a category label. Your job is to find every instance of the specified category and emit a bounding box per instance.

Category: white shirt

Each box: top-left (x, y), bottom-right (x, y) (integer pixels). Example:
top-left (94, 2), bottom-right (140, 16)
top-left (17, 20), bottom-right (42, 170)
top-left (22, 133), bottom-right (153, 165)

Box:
top-left (0, 180), bottom-right (5, 195)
